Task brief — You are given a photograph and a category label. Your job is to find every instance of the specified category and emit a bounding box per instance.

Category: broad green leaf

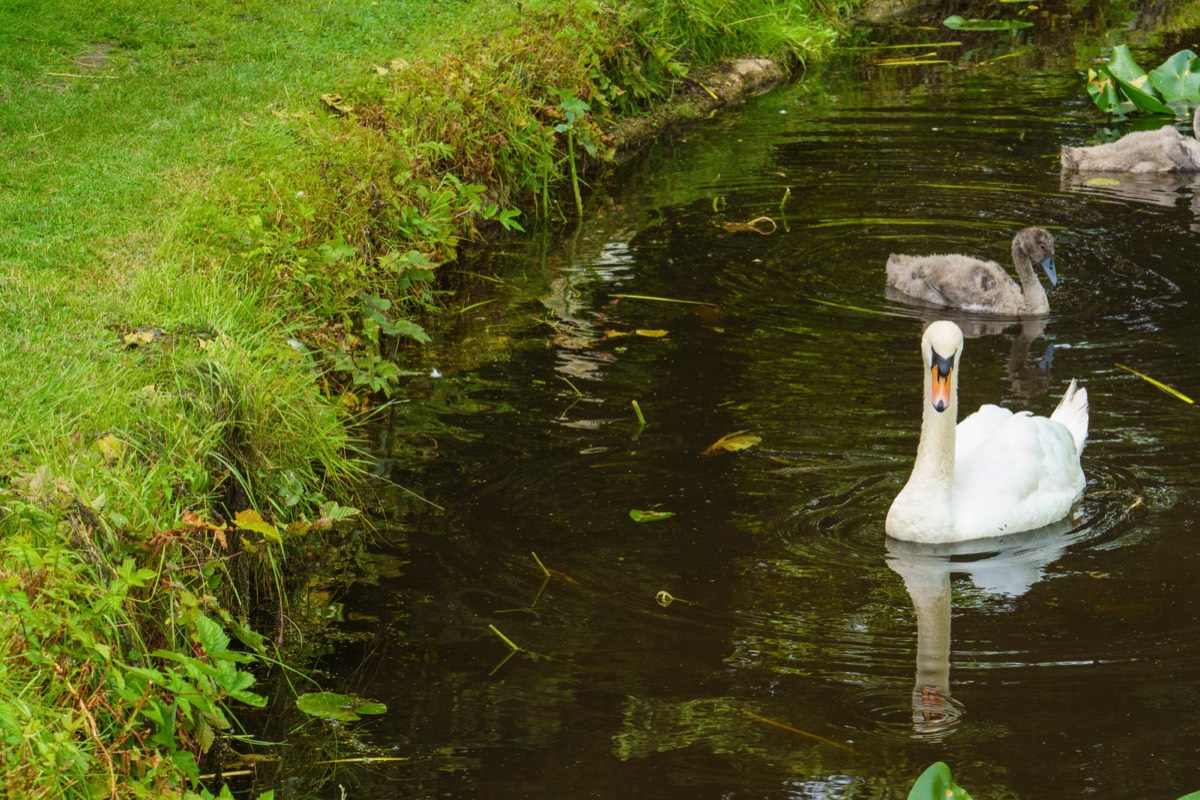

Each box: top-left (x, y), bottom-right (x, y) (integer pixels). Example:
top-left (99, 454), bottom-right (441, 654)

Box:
top-left (296, 691), bottom-right (388, 722)
top-left (1106, 44), bottom-right (1152, 87)
top-left (192, 613), bottom-right (231, 656)
top-left (908, 762), bottom-right (973, 800)
top-left (1105, 67), bottom-right (1175, 114)
top-left (629, 509), bottom-right (676, 523)
top-left (942, 15), bottom-right (1032, 30)
top-left (1148, 49), bottom-right (1200, 102)
top-left (1086, 68), bottom-right (1129, 113)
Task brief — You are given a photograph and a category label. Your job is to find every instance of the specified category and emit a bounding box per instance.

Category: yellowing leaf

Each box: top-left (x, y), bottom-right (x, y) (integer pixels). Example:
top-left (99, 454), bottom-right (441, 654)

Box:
top-left (320, 93), bottom-right (353, 116)
top-left (635, 329), bottom-right (669, 338)
top-left (122, 329), bottom-right (161, 348)
top-left (234, 509), bottom-right (283, 543)
top-left (1085, 177), bottom-right (1121, 187)
top-left (701, 430), bottom-right (762, 457)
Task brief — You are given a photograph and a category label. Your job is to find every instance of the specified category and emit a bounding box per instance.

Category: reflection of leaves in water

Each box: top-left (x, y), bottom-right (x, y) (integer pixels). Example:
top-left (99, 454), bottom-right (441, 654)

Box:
top-left (613, 697), bottom-right (771, 761)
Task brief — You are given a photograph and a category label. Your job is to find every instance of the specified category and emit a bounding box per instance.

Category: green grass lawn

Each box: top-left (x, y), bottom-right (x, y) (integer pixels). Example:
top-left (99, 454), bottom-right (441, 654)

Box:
top-left (0, 1), bottom-right (853, 795)
top-left (0, 0), bottom-right (482, 456)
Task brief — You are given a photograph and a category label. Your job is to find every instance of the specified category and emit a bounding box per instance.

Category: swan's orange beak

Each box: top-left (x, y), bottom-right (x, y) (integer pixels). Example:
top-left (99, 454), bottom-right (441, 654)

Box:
top-left (930, 366), bottom-right (952, 412)
top-left (929, 349), bottom-right (955, 413)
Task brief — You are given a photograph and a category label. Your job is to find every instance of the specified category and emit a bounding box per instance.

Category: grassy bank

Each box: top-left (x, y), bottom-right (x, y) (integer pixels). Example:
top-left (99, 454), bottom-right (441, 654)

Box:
top-left (0, 0), bottom-right (854, 795)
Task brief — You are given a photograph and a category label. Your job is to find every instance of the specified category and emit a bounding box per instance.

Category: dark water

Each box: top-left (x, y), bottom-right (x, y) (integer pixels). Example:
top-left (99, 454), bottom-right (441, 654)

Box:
top-left (286, 15), bottom-right (1200, 800)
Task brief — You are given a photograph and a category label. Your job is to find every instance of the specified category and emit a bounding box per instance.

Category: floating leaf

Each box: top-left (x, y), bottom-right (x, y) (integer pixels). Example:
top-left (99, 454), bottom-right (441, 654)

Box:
top-left (1085, 177), bottom-right (1121, 187)
top-left (629, 509), bottom-right (675, 523)
top-left (908, 762), bottom-right (973, 800)
top-left (942, 15), bottom-right (1032, 30)
top-left (701, 430), bottom-right (762, 457)
top-left (234, 508), bottom-right (282, 543)
top-left (1148, 49), bottom-right (1200, 102)
top-left (635, 329), bottom-right (669, 338)
top-left (296, 692), bottom-right (387, 722)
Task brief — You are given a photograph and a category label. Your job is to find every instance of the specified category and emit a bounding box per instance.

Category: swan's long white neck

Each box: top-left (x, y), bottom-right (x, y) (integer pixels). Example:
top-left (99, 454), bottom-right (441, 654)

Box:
top-left (908, 365), bottom-right (957, 494)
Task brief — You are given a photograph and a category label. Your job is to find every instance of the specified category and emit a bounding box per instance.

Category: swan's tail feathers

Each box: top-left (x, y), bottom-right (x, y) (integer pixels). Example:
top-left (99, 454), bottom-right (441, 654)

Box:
top-left (1051, 378), bottom-right (1089, 455)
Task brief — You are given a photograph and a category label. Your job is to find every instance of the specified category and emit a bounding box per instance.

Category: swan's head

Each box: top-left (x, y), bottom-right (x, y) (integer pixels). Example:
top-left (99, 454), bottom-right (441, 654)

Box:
top-left (1015, 227), bottom-right (1057, 287)
top-left (921, 321), bottom-right (963, 414)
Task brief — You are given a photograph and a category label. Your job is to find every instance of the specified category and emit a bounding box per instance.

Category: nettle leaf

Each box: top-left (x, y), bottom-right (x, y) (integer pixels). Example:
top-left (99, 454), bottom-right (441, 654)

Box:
top-left (1148, 49), bottom-right (1200, 102)
top-left (192, 613), bottom-right (231, 656)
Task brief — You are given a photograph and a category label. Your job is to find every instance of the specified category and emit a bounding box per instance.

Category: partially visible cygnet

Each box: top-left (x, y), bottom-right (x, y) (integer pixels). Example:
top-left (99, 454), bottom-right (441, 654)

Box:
top-left (886, 227), bottom-right (1057, 317)
top-left (1061, 106), bottom-right (1200, 173)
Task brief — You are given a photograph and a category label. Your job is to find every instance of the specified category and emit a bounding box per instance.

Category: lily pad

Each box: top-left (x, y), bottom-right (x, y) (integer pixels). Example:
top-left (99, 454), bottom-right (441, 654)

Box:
top-left (296, 691), bottom-right (387, 722)
top-left (629, 509), bottom-right (676, 523)
top-left (942, 15), bottom-right (1032, 31)
top-left (1104, 66), bottom-right (1175, 115)
top-left (1148, 49), bottom-right (1200, 102)
top-left (1086, 68), bottom-right (1129, 114)
top-left (1105, 44), bottom-right (1152, 86)
top-left (908, 762), bottom-right (973, 800)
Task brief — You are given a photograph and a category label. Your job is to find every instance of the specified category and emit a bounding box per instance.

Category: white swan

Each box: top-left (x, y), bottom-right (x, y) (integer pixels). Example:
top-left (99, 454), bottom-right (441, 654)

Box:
top-left (886, 321), bottom-right (1088, 543)
top-left (885, 228), bottom-right (1057, 316)
top-left (1061, 106), bottom-right (1200, 173)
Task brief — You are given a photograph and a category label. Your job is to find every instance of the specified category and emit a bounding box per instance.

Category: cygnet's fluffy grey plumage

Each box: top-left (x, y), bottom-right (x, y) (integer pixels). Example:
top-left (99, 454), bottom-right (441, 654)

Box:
top-left (885, 227), bottom-right (1058, 316)
top-left (1061, 106), bottom-right (1200, 173)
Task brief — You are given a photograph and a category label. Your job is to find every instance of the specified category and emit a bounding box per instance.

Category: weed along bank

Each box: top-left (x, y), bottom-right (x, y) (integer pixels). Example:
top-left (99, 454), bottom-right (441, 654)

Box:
top-left (0, 0), bottom-right (853, 795)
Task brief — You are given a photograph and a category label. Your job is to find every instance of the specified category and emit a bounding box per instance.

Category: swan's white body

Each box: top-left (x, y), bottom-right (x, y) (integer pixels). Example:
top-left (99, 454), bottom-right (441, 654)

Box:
top-left (886, 321), bottom-right (1088, 544)
top-left (886, 228), bottom-right (1057, 316)
top-left (1061, 107), bottom-right (1200, 173)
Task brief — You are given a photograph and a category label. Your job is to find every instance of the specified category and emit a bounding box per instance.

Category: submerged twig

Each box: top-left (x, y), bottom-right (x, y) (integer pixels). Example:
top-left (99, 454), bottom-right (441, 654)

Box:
top-left (717, 216), bottom-right (777, 234)
top-left (744, 710), bottom-right (859, 754)
top-left (610, 293), bottom-right (718, 307)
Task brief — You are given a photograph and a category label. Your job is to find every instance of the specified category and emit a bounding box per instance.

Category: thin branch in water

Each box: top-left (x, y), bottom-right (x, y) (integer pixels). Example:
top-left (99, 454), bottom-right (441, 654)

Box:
top-left (744, 710), bottom-right (859, 754)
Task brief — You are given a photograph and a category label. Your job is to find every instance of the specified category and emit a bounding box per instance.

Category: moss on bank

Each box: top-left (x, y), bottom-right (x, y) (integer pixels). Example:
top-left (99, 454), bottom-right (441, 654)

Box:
top-left (0, 0), bottom-right (855, 795)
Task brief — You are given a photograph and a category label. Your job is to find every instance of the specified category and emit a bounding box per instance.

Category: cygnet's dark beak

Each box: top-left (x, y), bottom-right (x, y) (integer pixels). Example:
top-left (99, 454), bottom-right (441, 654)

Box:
top-left (929, 350), bottom-right (955, 413)
top-left (1040, 255), bottom-right (1058, 287)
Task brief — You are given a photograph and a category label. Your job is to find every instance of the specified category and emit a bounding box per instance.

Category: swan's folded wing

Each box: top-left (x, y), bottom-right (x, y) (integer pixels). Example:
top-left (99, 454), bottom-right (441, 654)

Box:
top-left (919, 258), bottom-right (1014, 310)
top-left (952, 414), bottom-right (1085, 538)
top-left (955, 404), bottom-right (1014, 459)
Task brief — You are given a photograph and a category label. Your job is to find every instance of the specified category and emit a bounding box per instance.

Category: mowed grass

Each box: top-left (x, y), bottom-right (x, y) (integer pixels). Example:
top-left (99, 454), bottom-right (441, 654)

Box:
top-left (0, 0), bottom-right (507, 464)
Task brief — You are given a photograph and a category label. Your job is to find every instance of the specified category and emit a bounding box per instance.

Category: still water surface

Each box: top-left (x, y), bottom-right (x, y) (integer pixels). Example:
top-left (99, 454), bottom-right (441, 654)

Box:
top-left (300, 19), bottom-right (1200, 800)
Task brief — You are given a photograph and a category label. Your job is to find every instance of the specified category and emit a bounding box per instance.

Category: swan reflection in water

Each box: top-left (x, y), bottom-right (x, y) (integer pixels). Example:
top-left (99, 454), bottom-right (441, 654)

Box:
top-left (1060, 171), bottom-right (1200, 234)
top-left (885, 517), bottom-right (1081, 734)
